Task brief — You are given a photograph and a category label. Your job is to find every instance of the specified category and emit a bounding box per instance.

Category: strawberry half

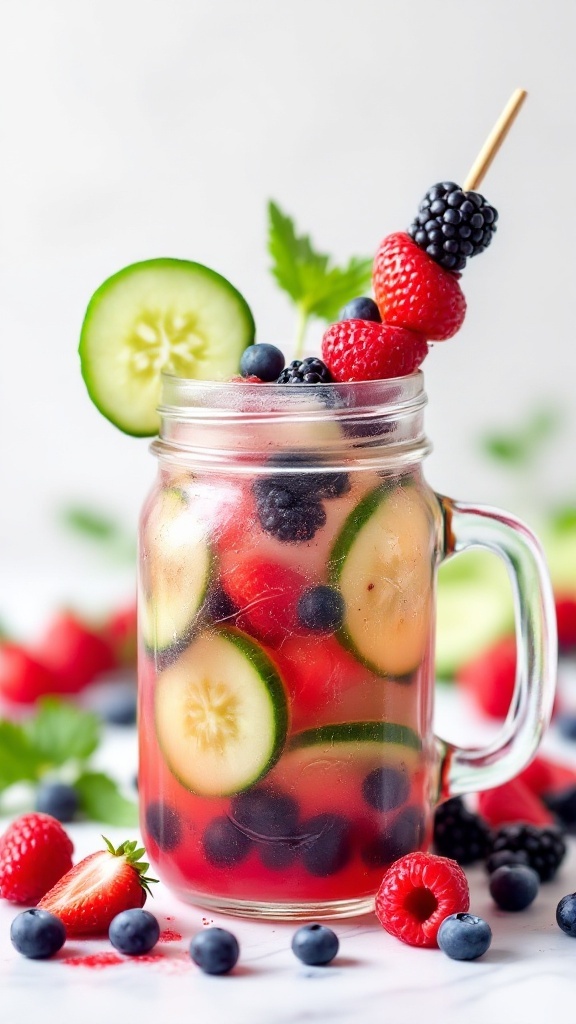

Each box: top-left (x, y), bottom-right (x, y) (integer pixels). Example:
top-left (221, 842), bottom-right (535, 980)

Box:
top-left (38, 838), bottom-right (157, 936)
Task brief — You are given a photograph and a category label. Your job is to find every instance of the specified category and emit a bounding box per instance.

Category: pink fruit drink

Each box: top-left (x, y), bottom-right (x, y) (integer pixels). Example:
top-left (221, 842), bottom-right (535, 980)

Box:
top-left (138, 375), bottom-right (442, 918)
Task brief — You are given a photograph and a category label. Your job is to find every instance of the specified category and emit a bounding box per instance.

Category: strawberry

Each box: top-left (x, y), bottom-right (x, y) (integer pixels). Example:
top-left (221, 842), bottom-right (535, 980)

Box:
top-left (0, 813), bottom-right (74, 904)
top-left (34, 612), bottom-right (116, 693)
top-left (555, 594), bottom-right (576, 651)
top-left (38, 838), bottom-right (156, 936)
top-left (223, 558), bottom-right (305, 647)
top-left (518, 754), bottom-right (576, 797)
top-left (373, 232), bottom-right (466, 341)
top-left (321, 320), bottom-right (428, 383)
top-left (478, 778), bottom-right (556, 828)
top-left (0, 644), bottom-right (62, 704)
top-left (375, 851), bottom-right (469, 948)
top-left (456, 635), bottom-right (516, 719)
top-left (101, 602), bottom-right (137, 668)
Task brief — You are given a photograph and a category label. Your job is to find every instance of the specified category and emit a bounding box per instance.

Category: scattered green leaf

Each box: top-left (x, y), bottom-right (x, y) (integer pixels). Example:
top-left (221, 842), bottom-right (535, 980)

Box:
top-left (57, 504), bottom-right (136, 563)
top-left (550, 505), bottom-right (576, 535)
top-left (268, 201), bottom-right (373, 355)
top-left (75, 772), bottom-right (139, 827)
top-left (0, 721), bottom-right (41, 792)
top-left (24, 698), bottom-right (100, 767)
top-left (479, 407), bottom-right (562, 469)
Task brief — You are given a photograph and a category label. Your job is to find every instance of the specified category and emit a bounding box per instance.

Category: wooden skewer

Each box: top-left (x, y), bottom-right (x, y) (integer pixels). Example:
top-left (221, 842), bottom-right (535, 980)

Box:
top-left (463, 88), bottom-right (528, 191)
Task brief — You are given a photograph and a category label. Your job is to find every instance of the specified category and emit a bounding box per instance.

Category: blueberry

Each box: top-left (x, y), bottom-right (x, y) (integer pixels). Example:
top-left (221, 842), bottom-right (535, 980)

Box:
top-left (300, 813), bottom-right (351, 877)
top-left (202, 816), bottom-right (252, 867)
top-left (260, 842), bottom-right (299, 870)
top-left (145, 801), bottom-right (183, 852)
top-left (230, 787), bottom-right (299, 839)
top-left (362, 766), bottom-right (410, 813)
top-left (203, 585), bottom-right (237, 624)
top-left (297, 586), bottom-right (345, 632)
top-left (556, 892), bottom-right (576, 936)
top-left (362, 807), bottom-right (425, 868)
top-left (485, 849), bottom-right (530, 874)
top-left (240, 343), bottom-right (285, 382)
top-left (35, 781), bottom-right (79, 823)
top-left (437, 913), bottom-right (492, 961)
top-left (339, 297), bottom-right (381, 323)
top-left (189, 927), bottom-right (239, 974)
top-left (291, 923), bottom-right (339, 966)
top-left (94, 682), bottom-right (137, 726)
top-left (10, 909), bottom-right (66, 959)
top-left (109, 909), bottom-right (160, 955)
top-left (489, 865), bottom-right (539, 911)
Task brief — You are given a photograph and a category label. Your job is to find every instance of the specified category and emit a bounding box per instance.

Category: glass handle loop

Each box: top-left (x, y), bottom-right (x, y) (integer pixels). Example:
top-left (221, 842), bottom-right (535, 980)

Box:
top-left (436, 497), bottom-right (557, 798)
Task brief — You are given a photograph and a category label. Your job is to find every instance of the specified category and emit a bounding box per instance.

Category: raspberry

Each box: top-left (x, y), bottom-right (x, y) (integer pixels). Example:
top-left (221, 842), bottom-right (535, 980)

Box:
top-left (409, 181), bottom-right (498, 272)
top-left (0, 644), bottom-right (61, 704)
top-left (0, 813), bottom-right (74, 904)
top-left (223, 558), bottom-right (304, 646)
top-left (433, 797), bottom-right (492, 865)
top-left (276, 357), bottom-right (333, 384)
top-left (375, 851), bottom-right (469, 948)
top-left (489, 823), bottom-right (566, 882)
top-left (321, 320), bottom-right (428, 383)
top-left (373, 232), bottom-right (466, 341)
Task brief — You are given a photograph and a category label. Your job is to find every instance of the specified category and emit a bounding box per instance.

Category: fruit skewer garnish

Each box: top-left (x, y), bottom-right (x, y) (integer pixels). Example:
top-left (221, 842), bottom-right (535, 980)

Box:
top-left (323, 88), bottom-right (528, 381)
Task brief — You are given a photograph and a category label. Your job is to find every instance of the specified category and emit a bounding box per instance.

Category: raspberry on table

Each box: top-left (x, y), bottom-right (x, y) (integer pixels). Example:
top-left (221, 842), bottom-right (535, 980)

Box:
top-left (375, 851), bottom-right (470, 948)
top-left (0, 813), bottom-right (74, 904)
top-left (322, 319), bottom-right (428, 383)
top-left (409, 181), bottom-right (498, 272)
top-left (433, 797), bottom-right (492, 865)
top-left (373, 232), bottom-right (466, 341)
top-left (489, 823), bottom-right (566, 882)
top-left (277, 357), bottom-right (333, 384)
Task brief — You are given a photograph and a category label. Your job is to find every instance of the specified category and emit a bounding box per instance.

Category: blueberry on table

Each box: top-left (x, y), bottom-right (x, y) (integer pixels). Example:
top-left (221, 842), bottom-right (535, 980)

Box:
top-left (35, 781), bottom-right (80, 823)
top-left (10, 909), bottom-right (66, 959)
top-left (556, 893), bottom-right (576, 937)
top-left (190, 927), bottom-right (239, 975)
top-left (291, 923), bottom-right (339, 966)
top-left (339, 297), bottom-right (381, 323)
top-left (437, 913), bottom-right (492, 961)
top-left (240, 343), bottom-right (285, 381)
top-left (362, 765), bottom-right (410, 813)
top-left (489, 865), bottom-right (539, 911)
top-left (145, 801), bottom-right (183, 852)
top-left (109, 908), bottom-right (160, 955)
top-left (202, 816), bottom-right (253, 867)
top-left (297, 586), bottom-right (345, 632)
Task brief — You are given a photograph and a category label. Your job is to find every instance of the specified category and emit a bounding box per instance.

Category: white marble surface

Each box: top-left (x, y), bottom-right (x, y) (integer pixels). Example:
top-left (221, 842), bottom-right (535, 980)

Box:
top-left (1, 685), bottom-right (576, 1024)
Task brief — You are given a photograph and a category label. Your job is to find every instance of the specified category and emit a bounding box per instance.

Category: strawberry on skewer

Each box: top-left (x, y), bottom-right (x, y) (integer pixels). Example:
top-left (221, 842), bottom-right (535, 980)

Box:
top-left (38, 838), bottom-right (157, 937)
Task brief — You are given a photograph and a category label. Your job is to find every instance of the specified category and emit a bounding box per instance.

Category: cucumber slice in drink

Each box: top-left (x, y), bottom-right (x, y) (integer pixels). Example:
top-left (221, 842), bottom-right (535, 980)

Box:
top-left (330, 483), bottom-right (434, 677)
top-left (141, 486), bottom-right (212, 653)
top-left (155, 629), bottom-right (288, 797)
top-left (281, 721), bottom-right (421, 787)
top-left (79, 259), bottom-right (255, 436)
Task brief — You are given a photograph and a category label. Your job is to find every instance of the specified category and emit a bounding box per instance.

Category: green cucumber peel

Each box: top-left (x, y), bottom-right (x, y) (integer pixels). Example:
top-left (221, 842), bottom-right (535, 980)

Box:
top-left (288, 721), bottom-right (422, 752)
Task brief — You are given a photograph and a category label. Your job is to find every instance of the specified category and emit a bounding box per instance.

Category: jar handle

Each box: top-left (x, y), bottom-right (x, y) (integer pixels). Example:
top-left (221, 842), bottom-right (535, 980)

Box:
top-left (436, 497), bottom-right (557, 798)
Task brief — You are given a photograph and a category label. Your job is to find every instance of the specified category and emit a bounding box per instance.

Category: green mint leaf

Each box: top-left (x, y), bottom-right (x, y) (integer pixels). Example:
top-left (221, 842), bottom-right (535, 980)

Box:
top-left (550, 505), bottom-right (576, 534)
top-left (76, 771), bottom-right (139, 827)
top-left (0, 721), bottom-right (42, 791)
top-left (24, 698), bottom-right (101, 767)
top-left (479, 435), bottom-right (530, 466)
top-left (57, 504), bottom-right (136, 564)
top-left (267, 201), bottom-right (373, 351)
top-left (480, 406), bottom-right (562, 469)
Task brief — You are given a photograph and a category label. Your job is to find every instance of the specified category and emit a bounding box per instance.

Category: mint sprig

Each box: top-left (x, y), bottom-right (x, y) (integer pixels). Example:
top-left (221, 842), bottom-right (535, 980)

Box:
top-left (479, 408), bottom-right (561, 468)
top-left (0, 698), bottom-right (137, 826)
top-left (268, 201), bottom-right (373, 356)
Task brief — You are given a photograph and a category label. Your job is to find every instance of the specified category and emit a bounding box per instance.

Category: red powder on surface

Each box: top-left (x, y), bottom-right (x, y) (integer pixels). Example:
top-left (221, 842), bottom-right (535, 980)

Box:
top-left (64, 952), bottom-right (124, 969)
top-left (158, 929), bottom-right (182, 943)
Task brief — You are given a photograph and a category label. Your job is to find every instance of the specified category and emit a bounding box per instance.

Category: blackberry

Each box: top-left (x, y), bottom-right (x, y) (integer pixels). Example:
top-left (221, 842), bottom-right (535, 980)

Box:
top-left (433, 797), bottom-right (492, 865)
top-left (277, 357), bottom-right (333, 384)
top-left (253, 455), bottom-right (349, 543)
top-left (409, 181), bottom-right (498, 272)
top-left (489, 823), bottom-right (567, 882)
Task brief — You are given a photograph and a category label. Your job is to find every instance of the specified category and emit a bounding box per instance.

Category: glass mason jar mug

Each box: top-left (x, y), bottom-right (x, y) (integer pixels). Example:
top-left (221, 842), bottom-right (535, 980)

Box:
top-left (138, 372), bottom-right (556, 919)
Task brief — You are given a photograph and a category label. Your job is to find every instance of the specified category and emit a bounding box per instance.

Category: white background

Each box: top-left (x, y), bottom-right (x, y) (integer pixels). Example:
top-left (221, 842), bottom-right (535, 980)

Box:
top-left (1, 0), bottom-right (575, 625)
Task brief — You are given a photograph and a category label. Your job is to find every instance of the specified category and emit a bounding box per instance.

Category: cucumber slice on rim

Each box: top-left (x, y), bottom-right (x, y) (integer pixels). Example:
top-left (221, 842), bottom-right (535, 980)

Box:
top-left (79, 259), bottom-right (255, 436)
top-left (141, 486), bottom-right (212, 653)
top-left (330, 482), bottom-right (434, 677)
top-left (154, 628), bottom-right (288, 797)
